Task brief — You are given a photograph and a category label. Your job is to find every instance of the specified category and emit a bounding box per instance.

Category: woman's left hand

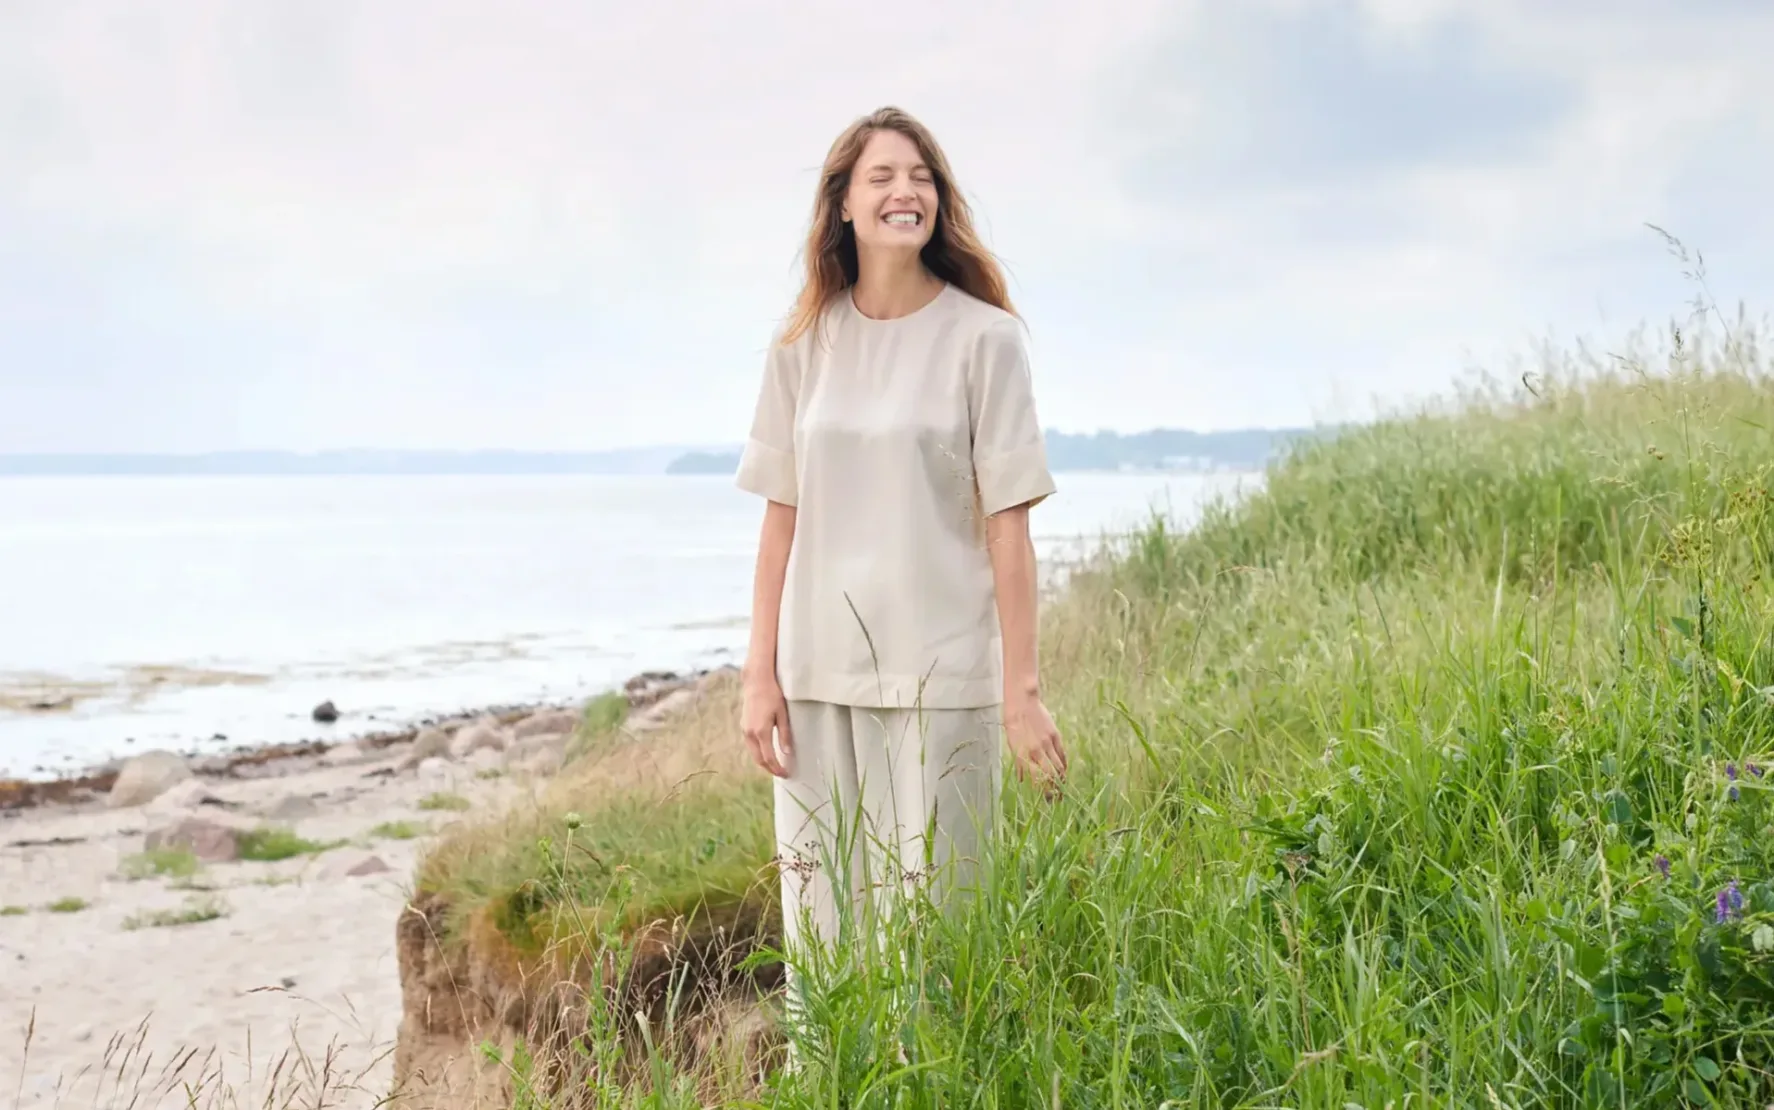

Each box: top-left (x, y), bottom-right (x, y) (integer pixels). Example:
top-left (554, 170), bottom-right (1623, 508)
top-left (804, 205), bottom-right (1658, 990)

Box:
top-left (1004, 689), bottom-right (1068, 793)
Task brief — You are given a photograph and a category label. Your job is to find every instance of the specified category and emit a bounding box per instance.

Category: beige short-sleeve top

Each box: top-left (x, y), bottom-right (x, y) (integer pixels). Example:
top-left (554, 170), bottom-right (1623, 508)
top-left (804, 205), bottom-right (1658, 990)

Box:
top-left (735, 282), bottom-right (1057, 710)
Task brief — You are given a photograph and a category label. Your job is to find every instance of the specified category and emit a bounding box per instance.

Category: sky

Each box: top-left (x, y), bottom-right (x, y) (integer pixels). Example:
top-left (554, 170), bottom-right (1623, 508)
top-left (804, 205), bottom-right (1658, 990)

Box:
top-left (1, 0), bottom-right (1771, 454)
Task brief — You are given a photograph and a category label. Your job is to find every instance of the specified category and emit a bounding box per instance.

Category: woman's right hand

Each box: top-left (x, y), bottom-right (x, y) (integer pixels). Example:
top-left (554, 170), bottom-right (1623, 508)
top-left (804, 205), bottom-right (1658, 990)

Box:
top-left (741, 673), bottom-right (792, 778)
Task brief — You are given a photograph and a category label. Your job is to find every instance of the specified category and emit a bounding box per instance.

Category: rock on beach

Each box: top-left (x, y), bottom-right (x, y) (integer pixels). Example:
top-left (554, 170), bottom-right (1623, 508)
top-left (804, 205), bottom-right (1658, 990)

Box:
top-left (396, 727), bottom-right (452, 773)
top-left (511, 708), bottom-right (578, 739)
top-left (144, 814), bottom-right (247, 862)
top-left (447, 720), bottom-right (509, 760)
top-left (106, 751), bottom-right (192, 808)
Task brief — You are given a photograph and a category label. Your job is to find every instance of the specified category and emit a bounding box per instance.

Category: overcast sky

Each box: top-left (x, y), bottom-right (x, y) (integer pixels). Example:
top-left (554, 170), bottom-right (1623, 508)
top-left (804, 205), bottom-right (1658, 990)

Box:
top-left (2, 0), bottom-right (1770, 453)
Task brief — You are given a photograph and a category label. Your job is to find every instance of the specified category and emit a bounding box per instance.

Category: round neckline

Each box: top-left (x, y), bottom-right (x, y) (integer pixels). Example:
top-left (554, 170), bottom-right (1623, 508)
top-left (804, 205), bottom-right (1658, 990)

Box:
top-left (845, 281), bottom-right (951, 325)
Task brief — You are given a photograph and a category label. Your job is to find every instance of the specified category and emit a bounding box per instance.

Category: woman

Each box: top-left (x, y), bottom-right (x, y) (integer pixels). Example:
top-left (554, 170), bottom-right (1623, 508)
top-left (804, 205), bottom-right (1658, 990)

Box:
top-left (735, 106), bottom-right (1068, 971)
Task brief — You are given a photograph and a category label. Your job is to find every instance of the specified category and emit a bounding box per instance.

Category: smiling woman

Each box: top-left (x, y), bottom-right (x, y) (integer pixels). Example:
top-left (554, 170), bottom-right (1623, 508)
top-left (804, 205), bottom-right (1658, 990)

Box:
top-left (777, 106), bottom-right (1015, 345)
top-left (735, 106), bottom-right (1066, 1041)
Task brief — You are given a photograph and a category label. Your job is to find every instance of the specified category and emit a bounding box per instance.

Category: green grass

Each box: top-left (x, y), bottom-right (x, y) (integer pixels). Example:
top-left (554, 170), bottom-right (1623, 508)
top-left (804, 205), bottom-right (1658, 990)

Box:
top-left (563, 689), bottom-right (634, 765)
top-left (45, 897), bottom-right (88, 914)
top-left (418, 292), bottom-right (1774, 1104)
top-left (120, 847), bottom-right (201, 881)
top-left (0, 905), bottom-right (26, 916)
top-left (418, 676), bottom-right (768, 953)
top-left (371, 820), bottom-right (429, 840)
top-left (581, 689), bottom-right (630, 735)
top-left (122, 896), bottom-right (229, 930)
top-left (235, 826), bottom-right (342, 862)
top-left (417, 792), bottom-right (471, 813)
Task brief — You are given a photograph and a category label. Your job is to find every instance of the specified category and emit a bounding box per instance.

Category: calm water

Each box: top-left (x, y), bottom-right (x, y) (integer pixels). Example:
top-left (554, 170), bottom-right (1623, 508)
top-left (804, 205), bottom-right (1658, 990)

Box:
top-left (0, 471), bottom-right (1252, 779)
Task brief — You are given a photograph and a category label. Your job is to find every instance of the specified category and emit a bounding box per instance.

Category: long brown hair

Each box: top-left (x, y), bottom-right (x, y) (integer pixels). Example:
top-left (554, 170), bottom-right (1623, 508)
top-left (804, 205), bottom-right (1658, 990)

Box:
top-left (779, 106), bottom-right (1015, 346)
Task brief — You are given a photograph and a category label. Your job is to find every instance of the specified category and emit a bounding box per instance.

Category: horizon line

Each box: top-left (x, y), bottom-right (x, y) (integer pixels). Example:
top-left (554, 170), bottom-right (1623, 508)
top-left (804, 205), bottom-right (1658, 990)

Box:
top-left (0, 424), bottom-right (1323, 460)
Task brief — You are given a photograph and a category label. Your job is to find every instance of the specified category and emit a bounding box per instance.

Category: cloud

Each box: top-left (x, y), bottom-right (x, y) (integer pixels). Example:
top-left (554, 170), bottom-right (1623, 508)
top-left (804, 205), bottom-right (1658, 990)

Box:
top-left (1122, 5), bottom-right (1576, 193)
top-left (1028, 0), bottom-right (1774, 426)
top-left (0, 0), bottom-right (1770, 451)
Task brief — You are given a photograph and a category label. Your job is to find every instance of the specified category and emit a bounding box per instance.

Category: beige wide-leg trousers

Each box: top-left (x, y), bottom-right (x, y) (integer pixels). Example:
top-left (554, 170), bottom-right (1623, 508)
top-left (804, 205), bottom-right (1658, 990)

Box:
top-left (773, 700), bottom-right (1002, 969)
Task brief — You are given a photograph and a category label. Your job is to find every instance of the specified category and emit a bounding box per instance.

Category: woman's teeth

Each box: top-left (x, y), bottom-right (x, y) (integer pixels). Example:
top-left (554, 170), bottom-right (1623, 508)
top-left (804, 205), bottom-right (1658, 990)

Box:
top-left (884, 212), bottom-right (920, 226)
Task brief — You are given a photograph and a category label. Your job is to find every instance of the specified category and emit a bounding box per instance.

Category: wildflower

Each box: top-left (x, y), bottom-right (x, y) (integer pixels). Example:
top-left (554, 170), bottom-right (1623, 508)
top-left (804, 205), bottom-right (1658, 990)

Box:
top-left (1752, 763), bottom-right (1765, 778)
top-left (1655, 854), bottom-right (1671, 879)
top-left (1717, 880), bottom-right (1744, 924)
top-left (1728, 763), bottom-right (1740, 801)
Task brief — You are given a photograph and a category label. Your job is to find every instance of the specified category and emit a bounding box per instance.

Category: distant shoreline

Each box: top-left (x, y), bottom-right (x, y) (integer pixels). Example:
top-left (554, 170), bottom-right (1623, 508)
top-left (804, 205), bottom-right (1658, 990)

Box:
top-left (0, 463), bottom-right (1261, 479)
top-left (0, 427), bottom-right (1321, 478)
top-left (0, 447), bottom-right (710, 477)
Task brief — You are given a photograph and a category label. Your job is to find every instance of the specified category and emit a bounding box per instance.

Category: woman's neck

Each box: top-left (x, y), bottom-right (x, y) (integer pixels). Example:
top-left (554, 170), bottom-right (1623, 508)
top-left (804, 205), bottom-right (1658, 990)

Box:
top-left (850, 250), bottom-right (944, 320)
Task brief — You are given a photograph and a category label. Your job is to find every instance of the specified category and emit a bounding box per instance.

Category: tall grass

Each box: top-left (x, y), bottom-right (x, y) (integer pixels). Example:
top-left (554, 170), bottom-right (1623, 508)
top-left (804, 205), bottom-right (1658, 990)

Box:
top-left (409, 293), bottom-right (1774, 1106)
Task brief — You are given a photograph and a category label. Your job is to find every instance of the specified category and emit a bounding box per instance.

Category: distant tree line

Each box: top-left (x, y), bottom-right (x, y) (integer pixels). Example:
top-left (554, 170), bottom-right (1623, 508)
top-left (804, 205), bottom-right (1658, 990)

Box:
top-left (666, 451), bottom-right (747, 475)
top-left (665, 426), bottom-right (1319, 475)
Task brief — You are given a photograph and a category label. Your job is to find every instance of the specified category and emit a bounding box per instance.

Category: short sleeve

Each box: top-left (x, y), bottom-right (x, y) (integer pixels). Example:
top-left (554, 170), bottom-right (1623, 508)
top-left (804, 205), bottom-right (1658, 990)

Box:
top-left (968, 318), bottom-right (1057, 516)
top-left (734, 338), bottom-right (799, 506)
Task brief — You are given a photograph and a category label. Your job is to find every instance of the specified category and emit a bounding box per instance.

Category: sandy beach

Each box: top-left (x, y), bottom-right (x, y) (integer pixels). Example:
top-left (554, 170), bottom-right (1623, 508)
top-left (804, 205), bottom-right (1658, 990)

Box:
top-left (0, 681), bottom-right (703, 1110)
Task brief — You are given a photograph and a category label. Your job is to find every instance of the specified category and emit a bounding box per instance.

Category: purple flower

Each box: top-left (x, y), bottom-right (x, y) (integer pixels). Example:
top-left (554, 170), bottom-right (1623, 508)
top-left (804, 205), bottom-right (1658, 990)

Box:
top-left (1752, 763), bottom-right (1765, 778)
top-left (1728, 763), bottom-right (1739, 781)
top-left (1655, 855), bottom-right (1671, 878)
top-left (1717, 880), bottom-right (1744, 924)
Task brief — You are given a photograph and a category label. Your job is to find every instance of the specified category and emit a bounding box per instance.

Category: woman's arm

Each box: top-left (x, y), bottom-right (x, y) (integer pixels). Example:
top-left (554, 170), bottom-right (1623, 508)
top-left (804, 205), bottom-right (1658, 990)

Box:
top-left (985, 503), bottom-right (1067, 787)
top-left (741, 499), bottom-right (797, 777)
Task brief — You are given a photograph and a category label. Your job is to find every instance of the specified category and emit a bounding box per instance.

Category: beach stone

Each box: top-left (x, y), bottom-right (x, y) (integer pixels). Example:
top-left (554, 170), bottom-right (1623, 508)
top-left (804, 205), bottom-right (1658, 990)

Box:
top-left (624, 669), bottom-right (680, 693)
top-left (322, 851), bottom-right (392, 880)
top-left (347, 855), bottom-right (391, 877)
top-left (629, 687), bottom-right (698, 733)
top-left (312, 700), bottom-right (339, 723)
top-left (512, 709), bottom-right (579, 740)
top-left (145, 777), bottom-right (230, 815)
top-left (448, 722), bottom-right (510, 760)
top-left (107, 751), bottom-right (193, 808)
top-left (416, 757), bottom-right (453, 787)
top-left (466, 747), bottom-right (504, 774)
top-left (145, 816), bottom-right (242, 862)
top-left (625, 670), bottom-right (692, 709)
top-left (395, 727), bottom-right (452, 773)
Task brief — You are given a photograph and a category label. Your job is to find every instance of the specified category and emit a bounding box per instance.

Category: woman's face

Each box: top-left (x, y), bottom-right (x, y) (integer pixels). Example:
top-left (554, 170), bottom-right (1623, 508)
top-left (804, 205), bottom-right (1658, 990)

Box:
top-left (842, 129), bottom-right (938, 256)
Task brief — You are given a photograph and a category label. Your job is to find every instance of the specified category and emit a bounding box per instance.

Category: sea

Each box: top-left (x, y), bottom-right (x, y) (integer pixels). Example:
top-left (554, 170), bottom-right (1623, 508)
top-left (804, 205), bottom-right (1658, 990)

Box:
top-left (0, 471), bottom-right (1253, 780)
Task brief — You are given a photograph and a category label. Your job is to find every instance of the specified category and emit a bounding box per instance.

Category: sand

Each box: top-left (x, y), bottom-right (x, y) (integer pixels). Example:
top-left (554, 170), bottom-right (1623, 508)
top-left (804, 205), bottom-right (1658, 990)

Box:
top-left (0, 745), bottom-right (538, 1109)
